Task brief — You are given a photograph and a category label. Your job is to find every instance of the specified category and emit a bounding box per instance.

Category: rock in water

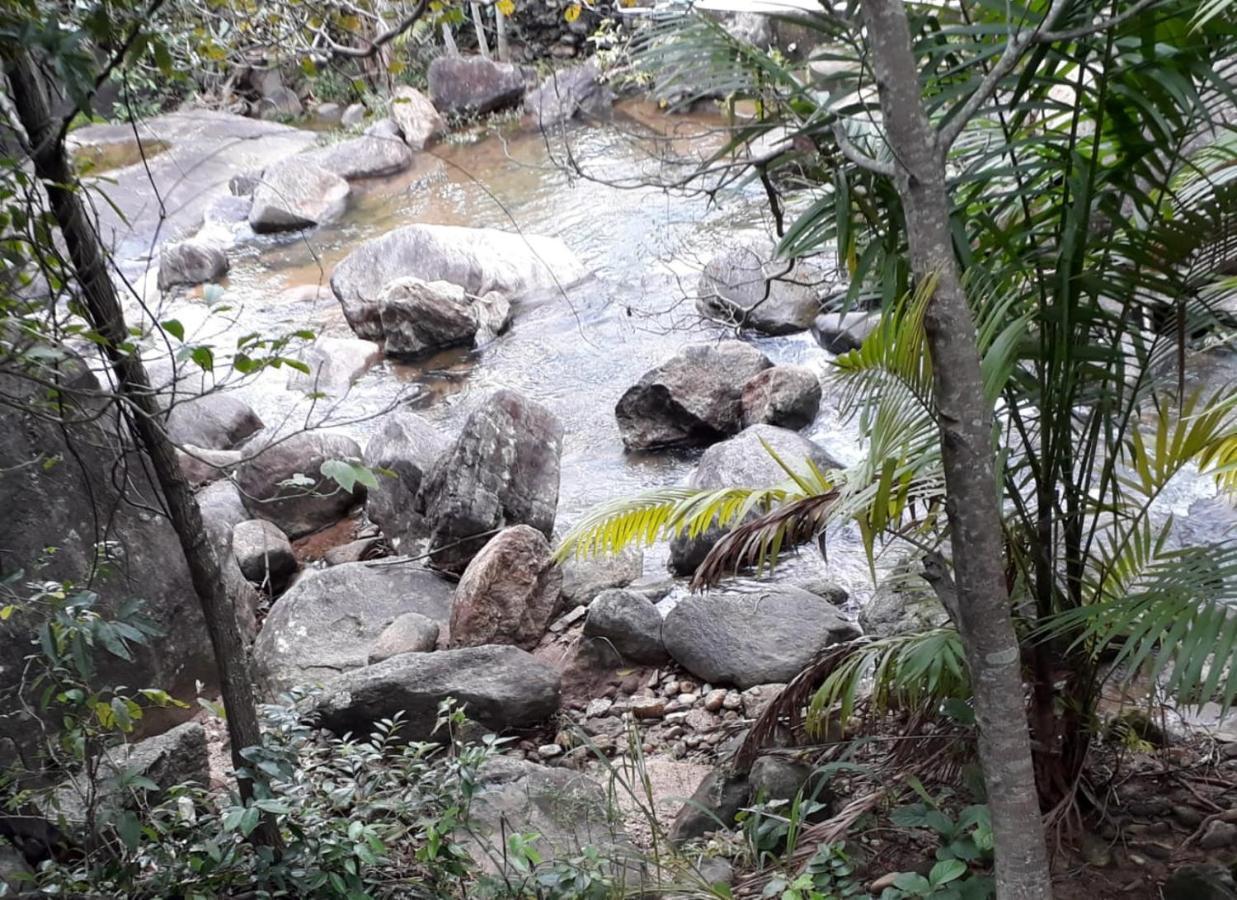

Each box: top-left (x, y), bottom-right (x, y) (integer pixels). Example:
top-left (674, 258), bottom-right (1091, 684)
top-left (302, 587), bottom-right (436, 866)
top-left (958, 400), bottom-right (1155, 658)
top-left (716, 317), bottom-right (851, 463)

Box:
top-left (524, 60), bottom-right (614, 127)
top-left (615, 342), bottom-right (771, 451)
top-left (419, 390), bottom-right (563, 574)
top-left (330, 223), bottom-right (587, 341)
top-left (663, 585), bottom-right (859, 688)
top-left (307, 645), bottom-right (560, 739)
top-left (450, 526), bottom-right (563, 650)
top-left (740, 365), bottom-right (822, 430)
top-left (389, 86), bottom-right (445, 149)
top-left (668, 424), bottom-right (839, 574)
top-left (362, 411), bottom-right (448, 549)
top-left (157, 239), bottom-right (228, 290)
top-left (811, 311), bottom-right (880, 353)
top-left (253, 560), bottom-right (454, 692)
top-left (379, 278), bottom-right (481, 356)
top-left (302, 135), bottom-right (413, 180)
top-left (583, 588), bottom-right (667, 664)
top-left (697, 245), bottom-right (822, 335)
top-left (286, 337), bottom-right (383, 396)
top-left (428, 55), bottom-right (529, 116)
top-left (235, 431), bottom-right (364, 538)
top-left (248, 159), bottom-right (350, 233)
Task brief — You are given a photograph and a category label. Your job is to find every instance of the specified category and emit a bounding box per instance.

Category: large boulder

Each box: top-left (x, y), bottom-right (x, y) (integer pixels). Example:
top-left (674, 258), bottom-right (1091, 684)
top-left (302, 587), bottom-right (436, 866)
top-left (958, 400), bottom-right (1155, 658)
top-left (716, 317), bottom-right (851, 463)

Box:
top-left (669, 425), bottom-right (839, 575)
top-left (164, 391), bottom-right (263, 451)
top-left (615, 342), bottom-right (771, 451)
top-left (302, 135), bottom-right (413, 180)
top-left (248, 159), bottom-right (350, 233)
top-left (306, 645), bottom-right (561, 739)
top-left (428, 55), bottom-right (528, 116)
top-left (331, 223), bottom-right (588, 341)
top-left (450, 526), bottom-right (563, 650)
top-left (583, 588), bottom-right (667, 664)
top-left (157, 239), bottom-right (228, 290)
top-left (670, 767), bottom-right (753, 844)
top-left (177, 445), bottom-right (243, 486)
top-left (235, 431), bottom-right (364, 538)
top-left (697, 245), bottom-right (822, 335)
top-left (740, 365), bottom-right (822, 430)
top-left (362, 411), bottom-right (448, 549)
top-left (253, 560), bottom-right (454, 692)
top-left (378, 277), bottom-right (481, 356)
top-left (419, 390), bottom-right (563, 574)
top-left (286, 337), bottom-right (382, 396)
top-left (559, 547), bottom-right (643, 608)
top-left (812, 311), bottom-right (879, 353)
top-left (389, 86), bottom-right (445, 149)
top-left (524, 60), bottom-right (614, 127)
top-left (231, 519), bottom-right (298, 590)
top-left (663, 585), bottom-right (859, 688)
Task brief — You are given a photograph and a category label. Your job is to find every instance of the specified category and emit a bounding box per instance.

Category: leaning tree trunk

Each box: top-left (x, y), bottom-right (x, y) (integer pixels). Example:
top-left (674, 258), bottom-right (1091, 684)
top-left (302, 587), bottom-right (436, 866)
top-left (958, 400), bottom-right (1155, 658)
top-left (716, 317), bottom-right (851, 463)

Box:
top-left (495, 4), bottom-right (510, 62)
top-left (6, 51), bottom-right (278, 849)
top-left (471, 2), bottom-right (492, 58)
top-left (857, 1), bottom-right (1054, 897)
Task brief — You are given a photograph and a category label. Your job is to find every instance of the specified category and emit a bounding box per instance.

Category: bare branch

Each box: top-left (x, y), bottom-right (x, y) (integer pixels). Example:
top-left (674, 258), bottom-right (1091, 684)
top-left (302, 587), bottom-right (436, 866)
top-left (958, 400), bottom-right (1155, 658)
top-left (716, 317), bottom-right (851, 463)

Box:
top-left (833, 121), bottom-right (896, 177)
top-left (319, 0), bottom-right (430, 58)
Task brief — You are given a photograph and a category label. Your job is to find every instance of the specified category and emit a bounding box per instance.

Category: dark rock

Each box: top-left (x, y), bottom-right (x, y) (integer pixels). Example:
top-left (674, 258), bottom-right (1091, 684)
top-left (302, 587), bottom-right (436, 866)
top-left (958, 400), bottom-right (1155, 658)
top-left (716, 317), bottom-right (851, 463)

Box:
top-left (307, 644), bottom-right (560, 739)
top-left (286, 337), bottom-right (382, 396)
top-left (669, 425), bottom-right (840, 575)
top-left (697, 245), bottom-right (822, 335)
top-left (231, 519), bottom-right (297, 589)
top-left (670, 767), bottom-right (752, 844)
top-left (428, 55), bottom-right (529, 116)
top-left (1200, 820), bottom-right (1237, 850)
top-left (583, 588), bottom-right (668, 664)
top-left (749, 756), bottom-right (825, 805)
top-left (380, 277), bottom-right (481, 356)
top-left (368, 612), bottom-right (440, 662)
top-left (330, 223), bottom-right (587, 341)
top-left (450, 526), bottom-right (563, 650)
top-left (253, 559), bottom-right (454, 692)
top-left (663, 585), bottom-right (859, 688)
top-left (229, 171), bottom-right (260, 196)
top-left (740, 365), bottom-right (822, 430)
top-left (389, 86), bottom-right (445, 149)
top-left (559, 547), bottom-right (643, 608)
top-left (248, 159), bottom-right (350, 232)
top-left (1164, 864), bottom-right (1237, 900)
top-left (165, 391), bottom-right (263, 451)
top-left (177, 445), bottom-right (242, 486)
top-left (323, 537), bottom-right (386, 566)
top-left (419, 390), bottom-right (563, 574)
top-left (363, 411), bottom-right (448, 550)
top-left (859, 569), bottom-right (950, 639)
top-left (303, 134), bottom-right (413, 180)
top-left (812, 311), bottom-right (879, 353)
top-left (157, 239), bottom-right (228, 290)
top-left (524, 60), bottom-right (614, 126)
top-left (235, 431), bottom-right (364, 538)
top-left (615, 342), bottom-right (771, 451)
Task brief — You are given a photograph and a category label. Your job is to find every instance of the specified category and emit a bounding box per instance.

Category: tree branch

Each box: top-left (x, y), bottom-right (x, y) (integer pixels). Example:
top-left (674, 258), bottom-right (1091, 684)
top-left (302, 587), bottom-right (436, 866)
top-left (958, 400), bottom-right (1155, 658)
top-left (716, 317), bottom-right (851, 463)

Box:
top-left (1039, 0), bottom-right (1162, 42)
top-left (319, 0), bottom-right (430, 59)
top-left (832, 121), bottom-right (896, 177)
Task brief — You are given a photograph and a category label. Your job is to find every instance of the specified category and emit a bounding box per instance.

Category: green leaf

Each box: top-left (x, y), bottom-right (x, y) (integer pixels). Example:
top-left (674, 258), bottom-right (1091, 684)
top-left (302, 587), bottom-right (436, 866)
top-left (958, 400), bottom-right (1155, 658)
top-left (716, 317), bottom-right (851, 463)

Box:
top-left (929, 859), bottom-right (968, 886)
top-left (162, 319), bottom-right (185, 341)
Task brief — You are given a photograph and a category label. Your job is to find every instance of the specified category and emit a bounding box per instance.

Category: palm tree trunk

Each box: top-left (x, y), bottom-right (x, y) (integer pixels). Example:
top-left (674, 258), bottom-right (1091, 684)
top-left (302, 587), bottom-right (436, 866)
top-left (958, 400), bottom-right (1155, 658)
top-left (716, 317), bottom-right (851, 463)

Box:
top-left (5, 50), bottom-right (278, 849)
top-left (856, 1), bottom-right (1054, 897)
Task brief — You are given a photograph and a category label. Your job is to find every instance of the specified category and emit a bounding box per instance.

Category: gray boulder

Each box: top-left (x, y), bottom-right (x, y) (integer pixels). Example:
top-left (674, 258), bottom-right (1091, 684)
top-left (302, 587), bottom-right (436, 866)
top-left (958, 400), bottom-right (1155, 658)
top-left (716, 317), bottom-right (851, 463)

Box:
top-left (286, 336), bottom-right (382, 396)
top-left (198, 478), bottom-right (249, 554)
top-left (331, 223), bottom-right (587, 341)
top-left (740, 365), bottom-right (822, 430)
top-left (669, 424), bottom-right (840, 575)
top-left (157, 239), bottom-right (228, 290)
top-left (249, 159), bottom-right (350, 233)
top-left (1164, 864), bottom-right (1237, 900)
top-left (177, 445), bottom-right (242, 486)
top-left (812, 311), bottom-right (879, 353)
top-left (257, 86), bottom-right (303, 120)
top-left (524, 60), bottom-right (614, 127)
top-left (341, 103), bottom-right (367, 128)
top-left (615, 342), bottom-right (771, 451)
top-left (379, 277), bottom-right (481, 356)
top-left (307, 645), bottom-right (560, 739)
top-left (450, 526), bottom-right (563, 650)
top-left (859, 570), bottom-right (950, 639)
top-left (362, 411), bottom-right (448, 548)
top-left (670, 767), bottom-right (752, 844)
top-left (364, 117), bottom-right (403, 141)
top-left (559, 547), bottom-right (643, 607)
top-left (232, 518), bottom-right (297, 590)
top-left (254, 560), bottom-right (454, 692)
top-left (165, 391), bottom-right (263, 451)
top-left (314, 101), bottom-right (343, 125)
top-left (389, 86), bottom-right (445, 149)
top-left (428, 55), bottom-right (528, 116)
top-left (697, 245), bottom-right (821, 335)
top-left (663, 585), bottom-right (859, 688)
top-left (235, 431), bottom-right (364, 538)
top-left (419, 390), bottom-right (563, 574)
top-left (583, 588), bottom-right (667, 664)
top-left (368, 612), bottom-right (440, 663)
top-left (303, 134), bottom-right (413, 180)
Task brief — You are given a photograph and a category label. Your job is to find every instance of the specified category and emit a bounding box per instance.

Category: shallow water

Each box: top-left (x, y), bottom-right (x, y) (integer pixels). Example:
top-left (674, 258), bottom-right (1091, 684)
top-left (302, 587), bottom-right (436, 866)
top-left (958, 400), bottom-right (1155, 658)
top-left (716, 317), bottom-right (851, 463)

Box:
top-left (144, 102), bottom-right (1236, 605)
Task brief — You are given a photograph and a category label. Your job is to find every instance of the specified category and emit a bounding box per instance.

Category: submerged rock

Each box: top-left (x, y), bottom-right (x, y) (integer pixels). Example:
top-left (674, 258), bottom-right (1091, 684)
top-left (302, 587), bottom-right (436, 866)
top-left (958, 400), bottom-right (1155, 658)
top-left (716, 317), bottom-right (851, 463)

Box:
top-left (157, 239), bottom-right (228, 290)
top-left (450, 526), bottom-right (563, 650)
top-left (307, 645), bottom-right (560, 739)
top-left (740, 365), bottom-right (822, 430)
top-left (331, 223), bottom-right (587, 341)
top-left (428, 55), bottom-right (529, 116)
top-left (286, 337), bottom-right (383, 396)
top-left (616, 342), bottom-right (771, 451)
top-left (419, 390), bottom-right (563, 574)
top-left (697, 245), bottom-right (822, 335)
top-left (249, 159), bottom-right (350, 232)
top-left (663, 585), bottom-right (859, 688)
top-left (235, 431), bottom-right (364, 538)
top-left (362, 411), bottom-right (448, 549)
top-left (303, 134), bottom-right (413, 180)
top-left (254, 560), bottom-right (454, 692)
top-left (389, 86), bottom-right (445, 149)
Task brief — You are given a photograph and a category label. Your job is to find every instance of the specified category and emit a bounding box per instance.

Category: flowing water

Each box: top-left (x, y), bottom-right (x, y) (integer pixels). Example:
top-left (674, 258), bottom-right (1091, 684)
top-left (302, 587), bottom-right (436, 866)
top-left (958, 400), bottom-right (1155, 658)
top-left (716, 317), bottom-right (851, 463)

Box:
top-left (132, 101), bottom-right (1236, 605)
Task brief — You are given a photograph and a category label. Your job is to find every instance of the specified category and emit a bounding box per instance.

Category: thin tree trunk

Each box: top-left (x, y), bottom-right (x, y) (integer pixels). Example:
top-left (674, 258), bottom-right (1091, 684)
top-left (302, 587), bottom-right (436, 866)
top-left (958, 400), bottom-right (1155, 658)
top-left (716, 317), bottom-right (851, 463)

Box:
top-left (495, 4), bottom-right (510, 62)
top-left (856, 1), bottom-right (1053, 897)
top-left (6, 51), bottom-right (279, 849)
top-left (442, 23), bottom-right (459, 56)
top-left (471, 2), bottom-right (491, 59)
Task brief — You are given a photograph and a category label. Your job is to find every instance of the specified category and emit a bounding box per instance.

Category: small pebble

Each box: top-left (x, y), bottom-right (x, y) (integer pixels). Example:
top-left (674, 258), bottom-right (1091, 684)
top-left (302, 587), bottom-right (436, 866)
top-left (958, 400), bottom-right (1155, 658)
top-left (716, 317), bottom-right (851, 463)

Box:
top-left (704, 689), bottom-right (727, 712)
top-left (585, 698), bottom-right (613, 718)
top-left (677, 692), bottom-right (700, 706)
top-left (722, 691), bottom-right (743, 711)
top-left (631, 698), bottom-right (666, 719)
top-left (538, 743), bottom-right (563, 759)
